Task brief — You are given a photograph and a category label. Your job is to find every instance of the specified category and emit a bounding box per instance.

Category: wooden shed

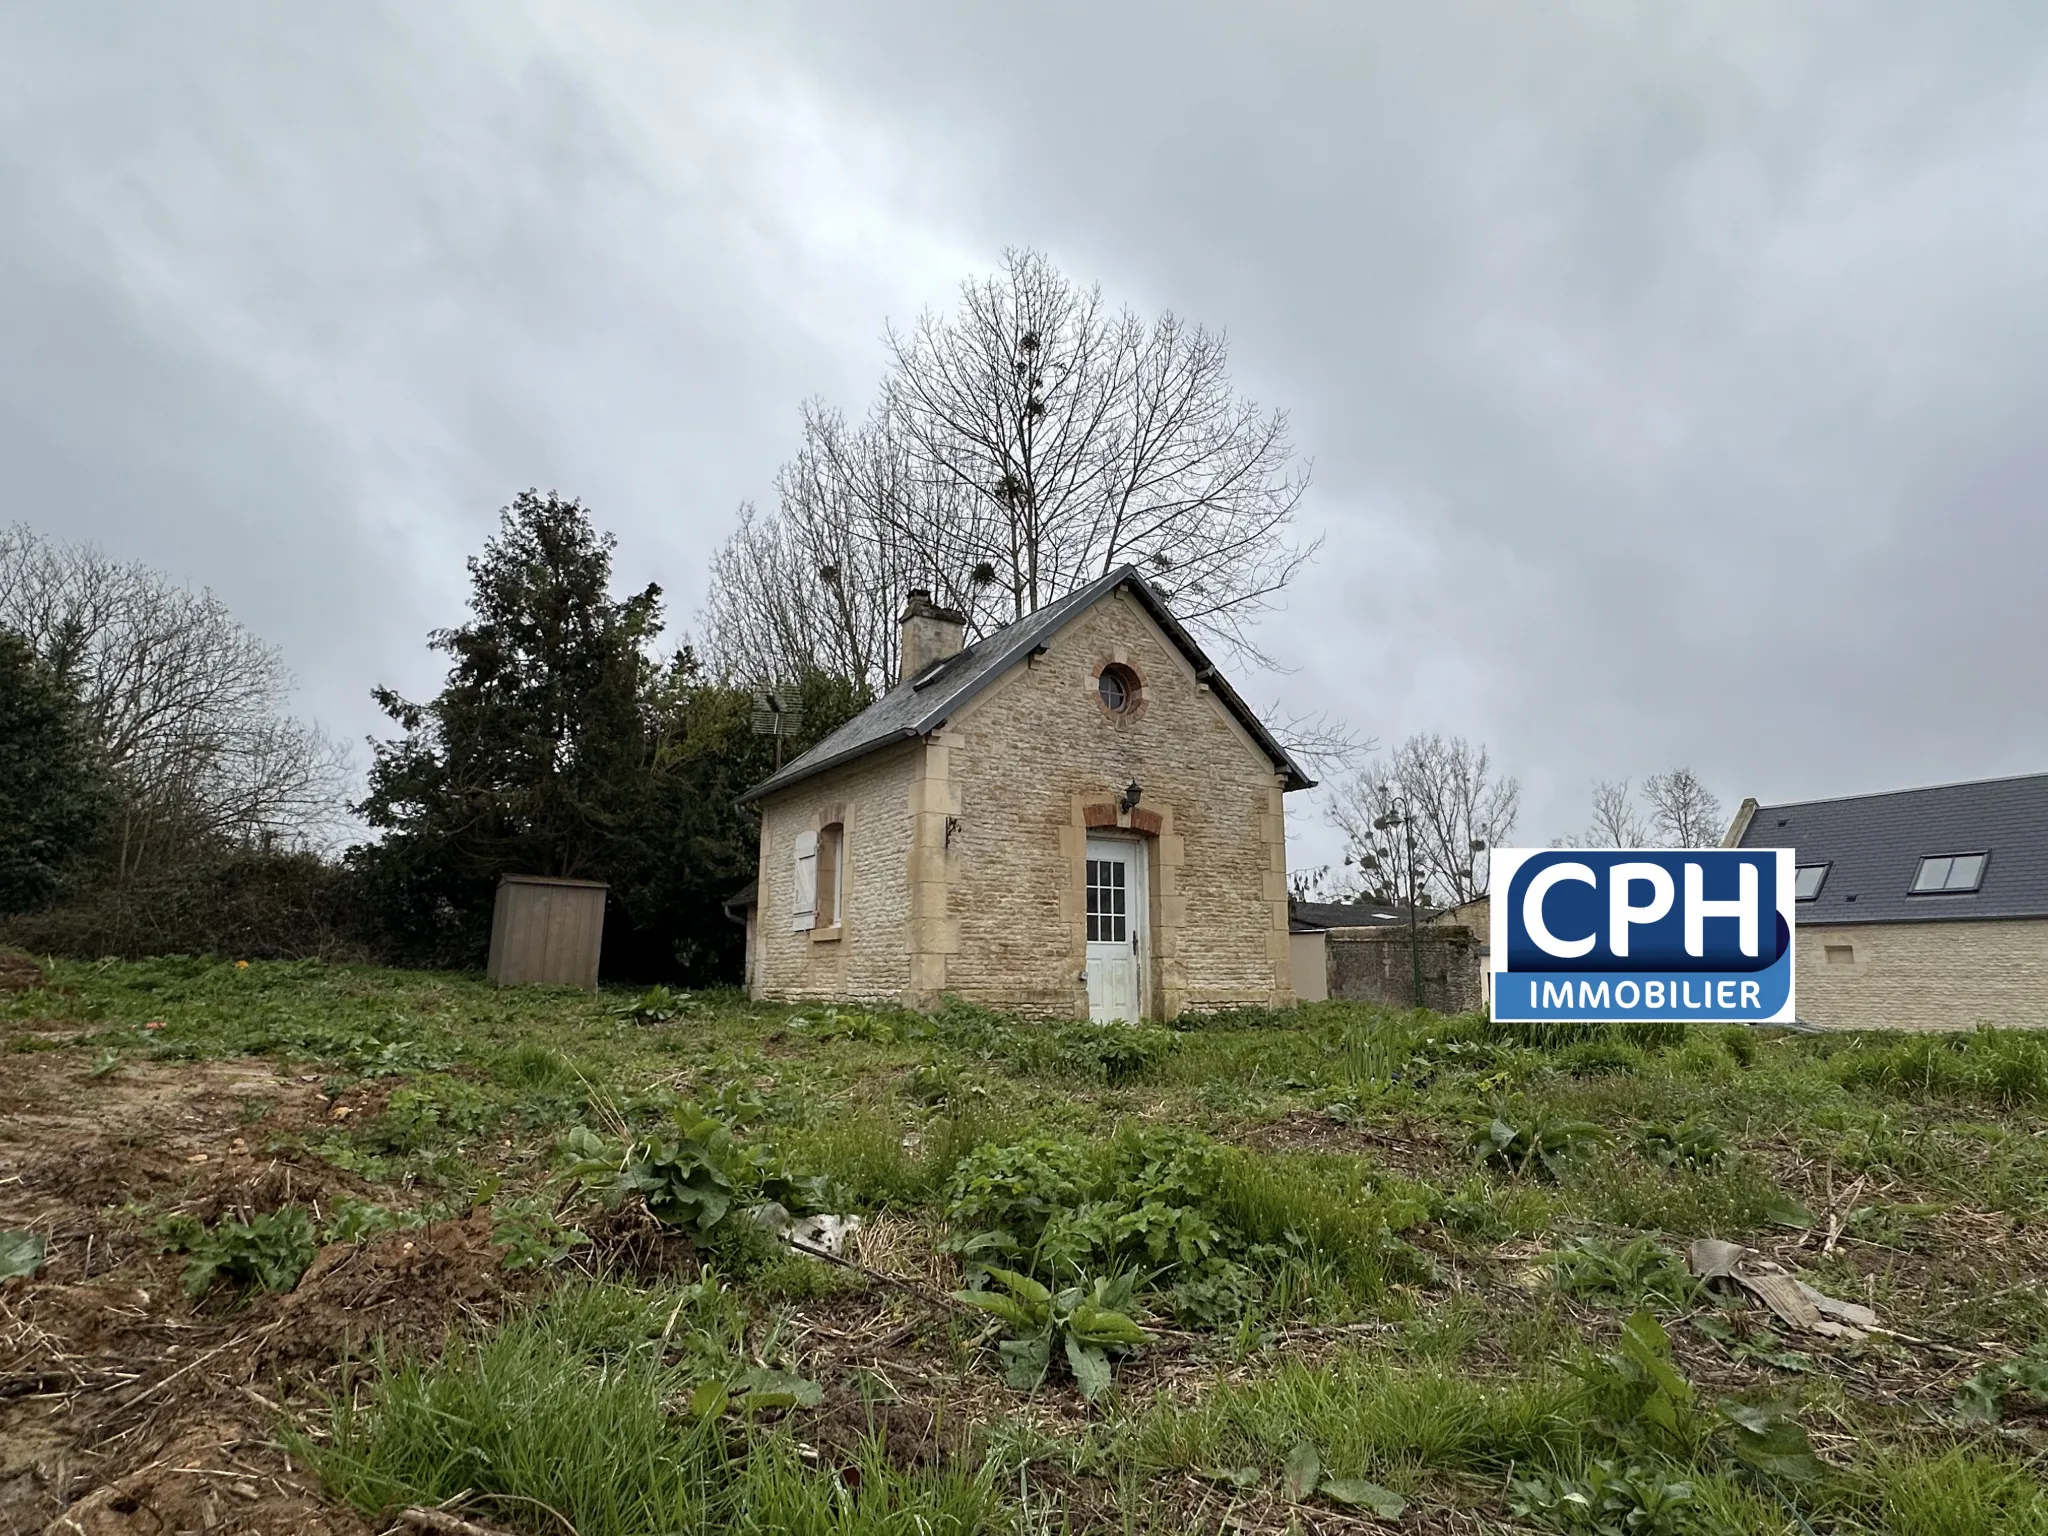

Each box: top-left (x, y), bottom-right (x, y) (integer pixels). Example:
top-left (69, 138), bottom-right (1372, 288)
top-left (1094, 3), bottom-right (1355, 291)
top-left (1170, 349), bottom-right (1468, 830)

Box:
top-left (487, 875), bottom-right (608, 990)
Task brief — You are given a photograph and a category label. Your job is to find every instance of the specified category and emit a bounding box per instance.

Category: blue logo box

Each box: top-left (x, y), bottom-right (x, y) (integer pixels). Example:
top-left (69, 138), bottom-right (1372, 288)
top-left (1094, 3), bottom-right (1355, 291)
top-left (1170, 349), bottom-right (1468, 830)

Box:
top-left (1488, 849), bottom-right (1796, 1023)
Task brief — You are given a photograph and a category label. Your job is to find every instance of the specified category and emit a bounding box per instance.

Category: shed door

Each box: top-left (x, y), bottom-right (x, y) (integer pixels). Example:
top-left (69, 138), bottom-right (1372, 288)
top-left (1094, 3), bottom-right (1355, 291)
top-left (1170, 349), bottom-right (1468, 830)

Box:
top-left (1085, 836), bottom-right (1147, 1022)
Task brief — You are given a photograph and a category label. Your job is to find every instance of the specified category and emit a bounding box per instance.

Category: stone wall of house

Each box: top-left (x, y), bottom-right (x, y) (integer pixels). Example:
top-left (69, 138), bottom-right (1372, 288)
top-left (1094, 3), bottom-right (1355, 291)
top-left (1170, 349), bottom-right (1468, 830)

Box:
top-left (1795, 918), bottom-right (2048, 1031)
top-left (1325, 924), bottom-right (1484, 1014)
top-left (928, 589), bottom-right (1295, 1017)
top-left (750, 741), bottom-right (920, 1004)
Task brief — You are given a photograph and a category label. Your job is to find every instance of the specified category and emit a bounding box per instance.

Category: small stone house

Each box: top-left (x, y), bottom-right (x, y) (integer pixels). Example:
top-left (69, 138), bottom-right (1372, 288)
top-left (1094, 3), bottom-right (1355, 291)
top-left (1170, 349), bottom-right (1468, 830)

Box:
top-left (1724, 772), bottom-right (2048, 1031)
top-left (732, 567), bottom-right (1313, 1019)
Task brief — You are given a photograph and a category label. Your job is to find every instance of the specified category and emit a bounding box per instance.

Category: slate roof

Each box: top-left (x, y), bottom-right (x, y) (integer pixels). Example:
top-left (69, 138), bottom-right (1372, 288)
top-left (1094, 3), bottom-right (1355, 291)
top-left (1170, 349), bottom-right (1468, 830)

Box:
top-left (738, 565), bottom-right (1314, 803)
top-left (1734, 772), bottom-right (2048, 926)
top-left (1289, 898), bottom-right (1417, 933)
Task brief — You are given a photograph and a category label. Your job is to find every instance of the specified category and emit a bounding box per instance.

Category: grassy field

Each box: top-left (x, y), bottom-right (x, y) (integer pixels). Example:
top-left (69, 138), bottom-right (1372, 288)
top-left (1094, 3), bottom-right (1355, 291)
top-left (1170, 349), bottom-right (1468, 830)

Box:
top-left (5, 956), bottom-right (2048, 1534)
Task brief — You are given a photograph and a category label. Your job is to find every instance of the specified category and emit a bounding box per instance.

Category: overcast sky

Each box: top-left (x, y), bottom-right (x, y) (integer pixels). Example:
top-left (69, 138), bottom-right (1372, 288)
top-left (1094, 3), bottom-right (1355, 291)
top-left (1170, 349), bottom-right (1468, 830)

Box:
top-left (5, 3), bottom-right (2046, 874)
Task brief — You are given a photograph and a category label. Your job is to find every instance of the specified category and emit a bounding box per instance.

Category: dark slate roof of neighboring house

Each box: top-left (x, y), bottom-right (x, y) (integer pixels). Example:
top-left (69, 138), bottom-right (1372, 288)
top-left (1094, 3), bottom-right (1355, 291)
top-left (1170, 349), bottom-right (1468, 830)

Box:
top-left (738, 565), bottom-right (1314, 803)
top-left (1289, 898), bottom-right (1420, 933)
top-left (1735, 772), bottom-right (2048, 926)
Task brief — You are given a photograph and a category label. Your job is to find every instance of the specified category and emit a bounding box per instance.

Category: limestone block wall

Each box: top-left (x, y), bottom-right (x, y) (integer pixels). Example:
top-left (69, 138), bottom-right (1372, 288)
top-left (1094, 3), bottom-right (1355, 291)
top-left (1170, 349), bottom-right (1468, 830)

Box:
top-left (1794, 918), bottom-right (2048, 1031)
top-left (932, 589), bottom-right (1294, 1017)
top-left (1325, 925), bottom-right (1484, 1014)
top-left (751, 742), bottom-right (919, 1003)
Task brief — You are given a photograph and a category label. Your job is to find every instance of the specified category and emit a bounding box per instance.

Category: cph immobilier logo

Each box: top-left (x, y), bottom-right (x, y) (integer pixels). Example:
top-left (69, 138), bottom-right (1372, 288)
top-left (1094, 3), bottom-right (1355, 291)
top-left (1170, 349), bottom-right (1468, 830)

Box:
top-left (1489, 849), bottom-right (1796, 1023)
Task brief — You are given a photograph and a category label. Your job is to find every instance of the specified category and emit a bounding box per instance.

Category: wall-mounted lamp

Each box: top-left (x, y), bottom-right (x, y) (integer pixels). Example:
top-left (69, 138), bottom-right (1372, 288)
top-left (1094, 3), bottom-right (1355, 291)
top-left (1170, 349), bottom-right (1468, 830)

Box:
top-left (1120, 780), bottom-right (1143, 813)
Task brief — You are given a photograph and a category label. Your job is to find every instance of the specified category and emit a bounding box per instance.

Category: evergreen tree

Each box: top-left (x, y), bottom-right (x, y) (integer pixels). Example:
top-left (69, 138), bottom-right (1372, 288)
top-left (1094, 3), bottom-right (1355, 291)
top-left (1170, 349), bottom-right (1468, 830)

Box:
top-left (0, 629), bottom-right (106, 913)
top-left (355, 490), bottom-right (865, 980)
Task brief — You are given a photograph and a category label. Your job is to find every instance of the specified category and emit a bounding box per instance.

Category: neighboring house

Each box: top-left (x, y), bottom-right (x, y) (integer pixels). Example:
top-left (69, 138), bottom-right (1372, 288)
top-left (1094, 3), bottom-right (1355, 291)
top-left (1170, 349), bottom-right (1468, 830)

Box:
top-left (730, 567), bottom-right (1314, 1020)
top-left (1725, 773), bottom-right (2048, 1032)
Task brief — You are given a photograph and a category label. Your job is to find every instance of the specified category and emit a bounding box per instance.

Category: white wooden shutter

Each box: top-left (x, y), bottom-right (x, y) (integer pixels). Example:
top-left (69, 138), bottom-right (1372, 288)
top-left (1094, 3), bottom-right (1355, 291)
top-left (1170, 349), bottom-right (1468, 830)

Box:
top-left (791, 829), bottom-right (818, 931)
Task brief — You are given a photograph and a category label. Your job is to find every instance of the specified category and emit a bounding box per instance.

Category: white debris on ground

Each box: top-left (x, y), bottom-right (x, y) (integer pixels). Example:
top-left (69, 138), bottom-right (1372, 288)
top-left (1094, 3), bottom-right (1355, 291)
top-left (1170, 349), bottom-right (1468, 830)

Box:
top-left (747, 1202), bottom-right (865, 1259)
top-left (1688, 1237), bottom-right (1881, 1340)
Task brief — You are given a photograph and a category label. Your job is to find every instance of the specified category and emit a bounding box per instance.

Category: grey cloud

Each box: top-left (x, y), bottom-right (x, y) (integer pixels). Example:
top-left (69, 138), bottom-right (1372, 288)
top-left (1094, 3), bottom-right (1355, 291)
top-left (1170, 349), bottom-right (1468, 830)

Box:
top-left (4, 2), bottom-right (2044, 865)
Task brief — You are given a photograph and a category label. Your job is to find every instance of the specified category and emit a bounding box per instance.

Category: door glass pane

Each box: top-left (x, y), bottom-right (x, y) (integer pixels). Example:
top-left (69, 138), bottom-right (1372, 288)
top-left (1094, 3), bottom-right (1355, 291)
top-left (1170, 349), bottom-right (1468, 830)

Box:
top-left (1087, 856), bottom-right (1127, 943)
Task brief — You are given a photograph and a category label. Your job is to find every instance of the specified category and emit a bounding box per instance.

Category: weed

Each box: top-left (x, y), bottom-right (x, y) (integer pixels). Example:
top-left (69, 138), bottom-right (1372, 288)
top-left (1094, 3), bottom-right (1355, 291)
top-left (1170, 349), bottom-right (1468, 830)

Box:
top-left (609, 985), bottom-right (688, 1025)
top-left (1574, 1311), bottom-right (1701, 1456)
top-left (1509, 1459), bottom-right (1696, 1535)
top-left (491, 1197), bottom-right (590, 1271)
top-left (1057, 1020), bottom-right (1178, 1083)
top-left (1547, 1236), bottom-right (1698, 1311)
top-left (321, 1197), bottom-right (426, 1244)
top-left (954, 1267), bottom-right (1151, 1399)
top-left (156, 1208), bottom-right (317, 1297)
top-left (0, 1230), bottom-right (47, 1279)
top-left (1474, 1110), bottom-right (1610, 1179)
top-left (1555, 1041), bottom-right (1647, 1078)
top-left (1952, 1351), bottom-right (2048, 1424)
top-left (1836, 1027), bottom-right (2048, 1108)
top-left (570, 1106), bottom-right (827, 1235)
top-left (1637, 1118), bottom-right (1731, 1171)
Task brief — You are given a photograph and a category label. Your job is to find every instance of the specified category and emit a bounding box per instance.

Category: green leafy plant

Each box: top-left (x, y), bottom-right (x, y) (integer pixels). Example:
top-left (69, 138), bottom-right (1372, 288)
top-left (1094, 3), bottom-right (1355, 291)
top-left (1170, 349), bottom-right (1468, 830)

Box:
top-left (611, 985), bottom-right (686, 1025)
top-left (789, 1005), bottom-right (899, 1044)
top-left (952, 1267), bottom-right (1151, 1400)
top-left (1278, 1442), bottom-right (1406, 1517)
top-left (1575, 1311), bottom-right (1699, 1455)
top-left (156, 1208), bottom-right (317, 1298)
top-left (1636, 1119), bottom-right (1730, 1171)
top-left (1548, 1236), bottom-right (1698, 1310)
top-left (569, 1108), bottom-right (827, 1235)
top-left (1953, 1352), bottom-right (2048, 1424)
top-left (1059, 1021), bottom-right (1178, 1084)
top-left (492, 1198), bottom-right (591, 1271)
top-left (364, 1076), bottom-right (495, 1153)
top-left (320, 1197), bottom-right (427, 1244)
top-left (1473, 1110), bottom-right (1609, 1179)
top-left (1714, 1398), bottom-right (1824, 1482)
top-left (0, 1230), bottom-right (47, 1279)
top-left (1508, 1459), bottom-right (1695, 1535)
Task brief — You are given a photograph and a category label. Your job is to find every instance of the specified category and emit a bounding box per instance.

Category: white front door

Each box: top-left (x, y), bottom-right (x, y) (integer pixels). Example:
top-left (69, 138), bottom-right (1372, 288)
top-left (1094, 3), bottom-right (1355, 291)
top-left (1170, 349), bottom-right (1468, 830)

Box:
top-left (1085, 836), bottom-right (1148, 1021)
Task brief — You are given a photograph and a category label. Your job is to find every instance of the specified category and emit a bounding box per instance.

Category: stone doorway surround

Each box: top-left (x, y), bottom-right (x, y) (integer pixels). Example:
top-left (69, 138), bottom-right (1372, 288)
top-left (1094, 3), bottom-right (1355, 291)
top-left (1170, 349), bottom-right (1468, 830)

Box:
top-left (1061, 793), bottom-right (1183, 1019)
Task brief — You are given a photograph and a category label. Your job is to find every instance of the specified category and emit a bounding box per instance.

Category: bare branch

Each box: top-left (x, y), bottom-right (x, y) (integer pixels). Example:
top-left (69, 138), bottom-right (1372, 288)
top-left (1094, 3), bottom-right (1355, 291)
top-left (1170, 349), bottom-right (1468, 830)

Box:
top-left (1327, 734), bottom-right (1519, 906)
top-left (700, 248), bottom-right (1314, 688)
top-left (0, 524), bottom-right (349, 871)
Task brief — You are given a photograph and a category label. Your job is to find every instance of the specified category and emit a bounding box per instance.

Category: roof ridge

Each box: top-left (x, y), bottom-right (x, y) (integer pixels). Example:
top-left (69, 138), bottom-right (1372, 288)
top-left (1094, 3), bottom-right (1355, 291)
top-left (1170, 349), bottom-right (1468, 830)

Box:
top-left (1757, 769), bottom-right (2048, 813)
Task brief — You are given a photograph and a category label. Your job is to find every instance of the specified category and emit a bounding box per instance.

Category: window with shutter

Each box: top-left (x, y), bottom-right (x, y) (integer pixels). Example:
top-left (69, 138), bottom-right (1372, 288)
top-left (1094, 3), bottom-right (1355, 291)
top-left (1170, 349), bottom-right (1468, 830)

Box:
top-left (791, 829), bottom-right (818, 931)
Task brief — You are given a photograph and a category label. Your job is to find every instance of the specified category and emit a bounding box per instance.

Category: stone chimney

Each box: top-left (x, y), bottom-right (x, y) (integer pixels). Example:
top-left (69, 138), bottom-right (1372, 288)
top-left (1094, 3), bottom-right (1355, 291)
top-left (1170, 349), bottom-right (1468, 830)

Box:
top-left (899, 588), bottom-right (967, 684)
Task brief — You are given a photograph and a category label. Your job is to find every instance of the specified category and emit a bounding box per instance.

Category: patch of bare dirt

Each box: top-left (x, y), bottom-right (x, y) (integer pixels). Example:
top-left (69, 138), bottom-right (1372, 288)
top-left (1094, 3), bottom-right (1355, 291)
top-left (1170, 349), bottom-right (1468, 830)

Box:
top-left (0, 950), bottom-right (45, 993)
top-left (258, 1211), bottom-right (525, 1373)
top-left (0, 1045), bottom-right (516, 1535)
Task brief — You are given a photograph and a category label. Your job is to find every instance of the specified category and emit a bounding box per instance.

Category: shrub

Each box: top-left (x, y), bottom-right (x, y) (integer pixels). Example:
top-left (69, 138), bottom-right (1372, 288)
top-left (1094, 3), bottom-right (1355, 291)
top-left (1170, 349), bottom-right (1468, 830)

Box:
top-left (3, 850), bottom-right (376, 963)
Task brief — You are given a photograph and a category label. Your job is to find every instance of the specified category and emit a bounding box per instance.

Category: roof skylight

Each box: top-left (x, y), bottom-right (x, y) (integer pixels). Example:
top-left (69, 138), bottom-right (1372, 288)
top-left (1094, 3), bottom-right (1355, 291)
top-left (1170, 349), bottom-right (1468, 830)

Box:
top-left (1911, 853), bottom-right (1987, 894)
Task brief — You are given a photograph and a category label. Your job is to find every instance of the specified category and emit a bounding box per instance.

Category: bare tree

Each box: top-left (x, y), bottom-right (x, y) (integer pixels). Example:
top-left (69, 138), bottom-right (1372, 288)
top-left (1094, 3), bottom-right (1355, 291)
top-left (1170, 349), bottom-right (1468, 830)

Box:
top-left (1643, 767), bottom-right (1725, 848)
top-left (702, 248), bottom-right (1315, 686)
top-left (0, 525), bottom-right (348, 874)
top-left (1555, 779), bottom-right (1653, 849)
top-left (1556, 769), bottom-right (1725, 849)
top-left (1330, 734), bottom-right (1519, 907)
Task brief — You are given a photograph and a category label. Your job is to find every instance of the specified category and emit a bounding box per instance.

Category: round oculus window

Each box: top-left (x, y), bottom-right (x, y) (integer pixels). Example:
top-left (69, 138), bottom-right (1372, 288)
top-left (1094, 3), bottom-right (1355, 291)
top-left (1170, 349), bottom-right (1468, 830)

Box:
top-left (1097, 667), bottom-right (1131, 712)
